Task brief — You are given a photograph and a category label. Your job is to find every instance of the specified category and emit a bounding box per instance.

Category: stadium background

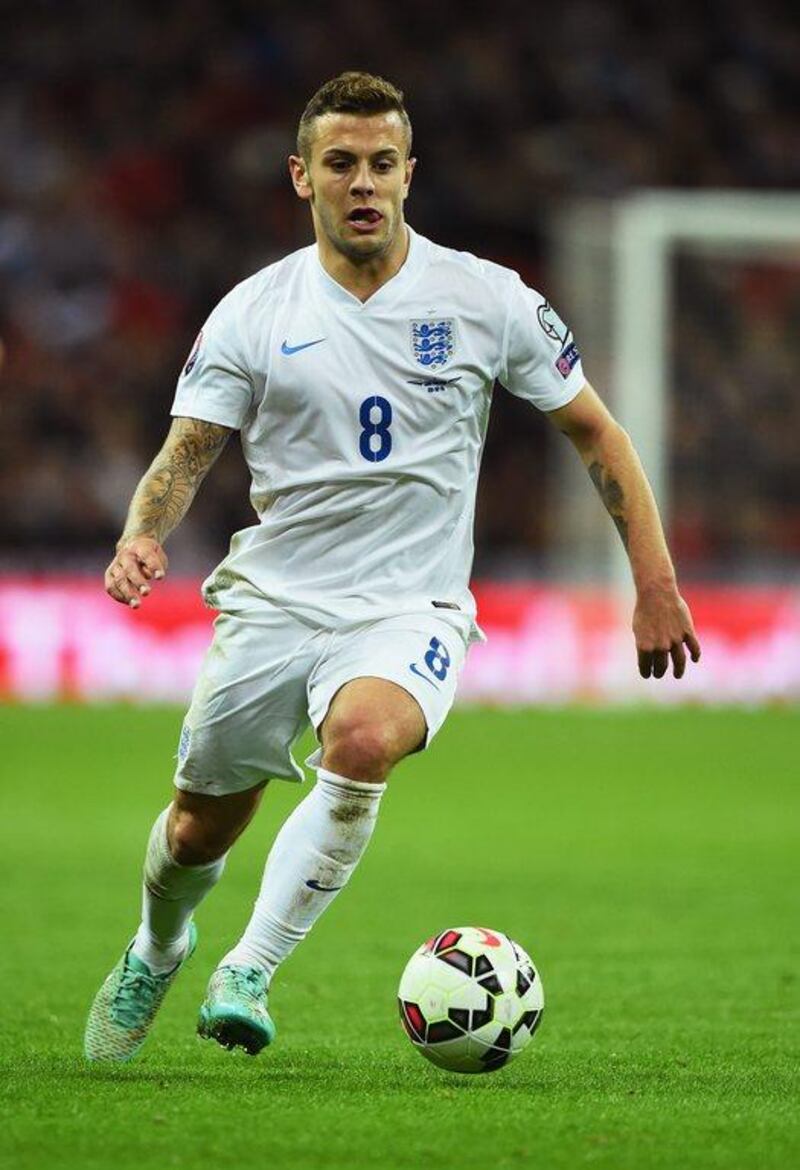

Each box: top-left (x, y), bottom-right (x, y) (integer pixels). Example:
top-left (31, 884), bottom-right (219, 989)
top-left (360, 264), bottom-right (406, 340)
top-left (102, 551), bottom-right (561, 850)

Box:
top-left (1, 0), bottom-right (798, 702)
top-left (1, 4), bottom-right (798, 1169)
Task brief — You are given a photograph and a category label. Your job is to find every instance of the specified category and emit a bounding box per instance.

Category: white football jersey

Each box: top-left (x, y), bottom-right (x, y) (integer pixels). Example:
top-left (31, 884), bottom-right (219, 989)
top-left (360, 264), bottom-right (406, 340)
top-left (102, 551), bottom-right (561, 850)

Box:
top-left (171, 226), bottom-right (584, 635)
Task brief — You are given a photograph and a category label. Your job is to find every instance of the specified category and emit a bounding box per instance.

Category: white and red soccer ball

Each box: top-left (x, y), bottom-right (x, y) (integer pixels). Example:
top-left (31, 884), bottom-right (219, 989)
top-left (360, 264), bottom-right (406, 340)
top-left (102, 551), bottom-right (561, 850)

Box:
top-left (398, 926), bottom-right (544, 1073)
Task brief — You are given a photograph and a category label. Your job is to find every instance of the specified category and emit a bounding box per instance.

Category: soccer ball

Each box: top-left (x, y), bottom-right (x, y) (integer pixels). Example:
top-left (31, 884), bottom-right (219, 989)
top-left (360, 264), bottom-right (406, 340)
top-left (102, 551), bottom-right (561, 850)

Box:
top-left (397, 926), bottom-right (544, 1073)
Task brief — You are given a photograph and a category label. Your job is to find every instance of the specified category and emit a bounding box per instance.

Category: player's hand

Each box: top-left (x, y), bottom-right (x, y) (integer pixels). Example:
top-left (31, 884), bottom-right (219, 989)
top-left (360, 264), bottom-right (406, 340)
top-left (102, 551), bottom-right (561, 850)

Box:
top-left (105, 537), bottom-right (168, 608)
top-left (633, 584), bottom-right (701, 680)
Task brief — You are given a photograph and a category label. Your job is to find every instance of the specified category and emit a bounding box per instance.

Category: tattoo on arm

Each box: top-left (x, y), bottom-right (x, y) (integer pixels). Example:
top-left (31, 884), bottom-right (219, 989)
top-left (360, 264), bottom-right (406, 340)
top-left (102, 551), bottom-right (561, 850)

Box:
top-left (119, 418), bottom-right (232, 546)
top-left (588, 460), bottom-right (629, 550)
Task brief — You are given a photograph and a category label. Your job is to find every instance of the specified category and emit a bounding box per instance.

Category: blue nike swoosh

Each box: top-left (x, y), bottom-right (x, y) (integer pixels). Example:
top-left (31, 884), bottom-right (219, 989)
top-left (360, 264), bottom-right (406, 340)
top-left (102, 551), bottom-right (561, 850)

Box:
top-left (281, 337), bottom-right (326, 355)
top-left (306, 879), bottom-right (343, 892)
top-left (409, 662), bottom-right (439, 689)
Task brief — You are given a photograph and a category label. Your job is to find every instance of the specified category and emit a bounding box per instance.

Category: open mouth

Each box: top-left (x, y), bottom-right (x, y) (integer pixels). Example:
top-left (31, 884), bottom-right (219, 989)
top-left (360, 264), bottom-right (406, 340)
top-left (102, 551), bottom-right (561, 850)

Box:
top-left (347, 207), bottom-right (383, 231)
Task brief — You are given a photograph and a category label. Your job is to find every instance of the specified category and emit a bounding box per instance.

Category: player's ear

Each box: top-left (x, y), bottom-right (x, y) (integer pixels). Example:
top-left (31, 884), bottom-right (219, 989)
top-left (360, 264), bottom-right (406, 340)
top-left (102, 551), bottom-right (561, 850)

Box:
top-left (289, 155), bottom-right (313, 201)
top-left (403, 156), bottom-right (417, 199)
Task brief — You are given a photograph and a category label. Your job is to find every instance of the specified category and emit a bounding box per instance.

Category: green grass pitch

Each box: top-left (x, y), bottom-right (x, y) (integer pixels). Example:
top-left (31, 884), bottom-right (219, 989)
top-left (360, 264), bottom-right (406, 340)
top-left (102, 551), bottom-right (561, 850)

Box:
top-left (1, 704), bottom-right (798, 1169)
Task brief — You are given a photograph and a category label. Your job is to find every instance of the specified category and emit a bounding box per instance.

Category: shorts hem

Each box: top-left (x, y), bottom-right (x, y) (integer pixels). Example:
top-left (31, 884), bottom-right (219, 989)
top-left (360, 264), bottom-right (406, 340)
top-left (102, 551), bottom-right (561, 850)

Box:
top-left (173, 765), bottom-right (304, 796)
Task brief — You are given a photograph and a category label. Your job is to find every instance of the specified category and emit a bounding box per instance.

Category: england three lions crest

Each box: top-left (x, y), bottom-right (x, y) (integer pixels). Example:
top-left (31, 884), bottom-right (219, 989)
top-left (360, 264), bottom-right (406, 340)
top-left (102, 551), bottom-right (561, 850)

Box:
top-left (410, 318), bottom-right (456, 370)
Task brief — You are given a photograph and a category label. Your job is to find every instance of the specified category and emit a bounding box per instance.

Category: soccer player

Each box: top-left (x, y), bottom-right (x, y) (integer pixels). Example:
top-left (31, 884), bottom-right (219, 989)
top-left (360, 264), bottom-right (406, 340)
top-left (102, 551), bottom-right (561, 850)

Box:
top-left (84, 72), bottom-right (701, 1062)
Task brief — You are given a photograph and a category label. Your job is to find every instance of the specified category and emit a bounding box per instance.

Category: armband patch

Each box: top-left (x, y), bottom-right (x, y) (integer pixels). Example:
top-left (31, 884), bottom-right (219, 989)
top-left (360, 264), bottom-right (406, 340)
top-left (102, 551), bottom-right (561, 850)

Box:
top-left (555, 341), bottom-right (580, 379)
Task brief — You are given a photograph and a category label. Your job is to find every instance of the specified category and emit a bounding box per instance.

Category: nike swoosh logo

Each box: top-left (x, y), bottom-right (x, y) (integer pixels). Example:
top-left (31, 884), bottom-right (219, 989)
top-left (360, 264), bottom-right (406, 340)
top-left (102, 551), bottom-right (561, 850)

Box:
top-left (281, 337), bottom-right (326, 355)
top-left (306, 879), bottom-right (343, 892)
top-left (409, 662), bottom-right (439, 689)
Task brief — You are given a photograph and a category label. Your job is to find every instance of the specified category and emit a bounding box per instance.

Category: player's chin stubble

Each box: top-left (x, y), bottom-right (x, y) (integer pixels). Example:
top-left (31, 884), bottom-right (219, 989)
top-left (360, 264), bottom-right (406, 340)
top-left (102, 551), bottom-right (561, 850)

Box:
top-left (314, 200), bottom-right (396, 264)
top-left (337, 232), bottom-right (392, 263)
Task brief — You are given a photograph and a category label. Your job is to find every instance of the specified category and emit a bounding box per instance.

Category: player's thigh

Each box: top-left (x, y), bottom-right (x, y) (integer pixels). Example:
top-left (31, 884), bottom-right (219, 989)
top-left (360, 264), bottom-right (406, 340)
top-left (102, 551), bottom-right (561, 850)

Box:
top-left (309, 615), bottom-right (469, 774)
top-left (175, 605), bottom-right (328, 796)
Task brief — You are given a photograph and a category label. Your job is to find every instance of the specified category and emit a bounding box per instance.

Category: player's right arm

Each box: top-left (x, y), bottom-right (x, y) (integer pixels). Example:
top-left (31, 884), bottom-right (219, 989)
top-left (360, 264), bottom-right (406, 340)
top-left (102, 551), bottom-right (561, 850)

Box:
top-left (105, 416), bottom-right (232, 608)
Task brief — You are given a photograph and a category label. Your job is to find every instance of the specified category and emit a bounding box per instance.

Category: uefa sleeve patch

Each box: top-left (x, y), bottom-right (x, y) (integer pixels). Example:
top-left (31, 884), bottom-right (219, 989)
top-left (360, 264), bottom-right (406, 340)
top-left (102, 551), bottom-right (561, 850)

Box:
top-left (555, 341), bottom-right (580, 379)
top-left (537, 300), bottom-right (569, 343)
top-left (183, 331), bottom-right (203, 377)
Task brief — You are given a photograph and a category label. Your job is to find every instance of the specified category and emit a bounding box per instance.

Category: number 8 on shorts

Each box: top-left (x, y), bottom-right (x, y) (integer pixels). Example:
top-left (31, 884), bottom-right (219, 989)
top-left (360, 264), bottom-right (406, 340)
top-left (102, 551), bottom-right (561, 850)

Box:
top-left (424, 637), bottom-right (451, 681)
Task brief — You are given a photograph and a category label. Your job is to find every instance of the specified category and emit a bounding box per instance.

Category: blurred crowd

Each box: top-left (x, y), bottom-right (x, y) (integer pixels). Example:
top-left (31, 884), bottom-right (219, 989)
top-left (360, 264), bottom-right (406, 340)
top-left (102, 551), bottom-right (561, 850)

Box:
top-left (0, 0), bottom-right (797, 577)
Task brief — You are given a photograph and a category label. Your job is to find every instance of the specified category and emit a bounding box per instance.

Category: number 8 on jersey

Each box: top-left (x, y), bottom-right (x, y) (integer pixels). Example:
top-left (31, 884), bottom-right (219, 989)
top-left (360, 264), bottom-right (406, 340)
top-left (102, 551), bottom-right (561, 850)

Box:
top-left (359, 395), bottom-right (393, 463)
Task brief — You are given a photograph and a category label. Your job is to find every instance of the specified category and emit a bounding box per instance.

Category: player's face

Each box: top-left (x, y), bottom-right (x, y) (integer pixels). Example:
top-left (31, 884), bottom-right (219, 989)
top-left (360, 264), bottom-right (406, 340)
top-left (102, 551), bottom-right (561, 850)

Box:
top-left (289, 112), bottom-right (415, 263)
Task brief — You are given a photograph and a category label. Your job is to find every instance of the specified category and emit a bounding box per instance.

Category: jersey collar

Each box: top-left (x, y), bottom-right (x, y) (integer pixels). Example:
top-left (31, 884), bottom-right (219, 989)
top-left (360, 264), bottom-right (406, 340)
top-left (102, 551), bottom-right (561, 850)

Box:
top-left (312, 224), bottom-right (427, 310)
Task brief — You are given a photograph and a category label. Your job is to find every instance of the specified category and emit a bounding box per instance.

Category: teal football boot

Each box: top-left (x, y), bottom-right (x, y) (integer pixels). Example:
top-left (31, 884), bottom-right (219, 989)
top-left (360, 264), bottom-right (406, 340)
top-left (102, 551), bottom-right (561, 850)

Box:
top-left (84, 923), bottom-right (198, 1062)
top-left (197, 965), bottom-right (276, 1055)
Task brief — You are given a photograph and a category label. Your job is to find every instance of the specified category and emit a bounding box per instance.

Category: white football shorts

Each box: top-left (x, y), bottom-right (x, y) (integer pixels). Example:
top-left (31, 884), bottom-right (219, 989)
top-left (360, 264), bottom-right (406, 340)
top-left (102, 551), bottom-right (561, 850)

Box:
top-left (174, 601), bottom-right (470, 795)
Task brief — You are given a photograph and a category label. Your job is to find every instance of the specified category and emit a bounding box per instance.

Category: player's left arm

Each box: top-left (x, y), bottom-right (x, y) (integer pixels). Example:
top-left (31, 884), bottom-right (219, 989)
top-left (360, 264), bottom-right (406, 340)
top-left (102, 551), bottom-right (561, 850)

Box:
top-left (547, 382), bottom-right (701, 680)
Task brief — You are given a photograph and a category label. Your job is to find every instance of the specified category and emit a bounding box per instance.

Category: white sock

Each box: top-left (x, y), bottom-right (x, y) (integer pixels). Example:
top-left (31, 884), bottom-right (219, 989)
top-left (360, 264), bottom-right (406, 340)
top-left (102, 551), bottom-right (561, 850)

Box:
top-left (131, 806), bottom-right (227, 974)
top-left (221, 769), bottom-right (385, 984)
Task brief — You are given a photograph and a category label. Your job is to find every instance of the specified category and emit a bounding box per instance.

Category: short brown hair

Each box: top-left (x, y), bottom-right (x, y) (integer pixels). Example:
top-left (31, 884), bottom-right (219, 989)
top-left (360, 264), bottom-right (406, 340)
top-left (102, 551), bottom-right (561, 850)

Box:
top-left (297, 71), bottom-right (412, 159)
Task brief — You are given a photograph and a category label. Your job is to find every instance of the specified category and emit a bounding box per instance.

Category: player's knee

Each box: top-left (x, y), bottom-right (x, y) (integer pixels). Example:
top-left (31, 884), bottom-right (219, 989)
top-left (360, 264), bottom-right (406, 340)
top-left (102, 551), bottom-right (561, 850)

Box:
top-left (322, 719), bottom-right (400, 782)
top-left (168, 808), bottom-right (229, 866)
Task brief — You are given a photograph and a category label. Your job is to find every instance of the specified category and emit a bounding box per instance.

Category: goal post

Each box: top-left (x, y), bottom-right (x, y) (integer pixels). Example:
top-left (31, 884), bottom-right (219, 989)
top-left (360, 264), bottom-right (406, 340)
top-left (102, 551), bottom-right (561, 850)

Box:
top-left (552, 190), bottom-right (800, 591)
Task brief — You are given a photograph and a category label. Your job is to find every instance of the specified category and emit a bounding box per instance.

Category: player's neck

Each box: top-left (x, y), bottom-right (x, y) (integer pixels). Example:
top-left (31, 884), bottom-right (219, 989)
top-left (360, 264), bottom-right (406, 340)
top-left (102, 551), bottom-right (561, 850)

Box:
top-left (317, 224), bottom-right (410, 304)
